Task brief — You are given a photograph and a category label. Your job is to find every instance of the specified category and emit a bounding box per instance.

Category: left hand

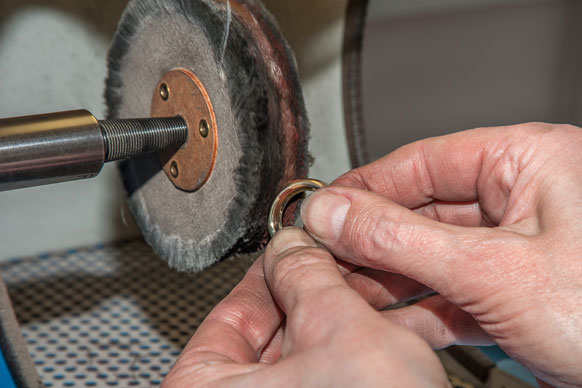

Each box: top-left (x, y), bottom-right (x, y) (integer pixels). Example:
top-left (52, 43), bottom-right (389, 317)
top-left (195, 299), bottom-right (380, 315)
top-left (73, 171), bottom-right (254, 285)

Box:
top-left (162, 227), bottom-right (449, 387)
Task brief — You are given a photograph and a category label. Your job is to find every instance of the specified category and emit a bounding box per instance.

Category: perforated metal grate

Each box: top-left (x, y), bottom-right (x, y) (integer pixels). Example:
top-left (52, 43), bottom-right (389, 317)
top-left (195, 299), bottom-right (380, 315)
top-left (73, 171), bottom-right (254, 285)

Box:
top-left (1, 240), bottom-right (251, 387)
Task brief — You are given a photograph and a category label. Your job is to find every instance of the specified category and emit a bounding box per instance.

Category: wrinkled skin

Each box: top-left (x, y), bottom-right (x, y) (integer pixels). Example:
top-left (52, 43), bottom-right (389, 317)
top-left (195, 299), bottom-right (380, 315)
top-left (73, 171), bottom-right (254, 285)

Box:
top-left (164, 123), bottom-right (582, 387)
top-left (161, 229), bottom-right (449, 387)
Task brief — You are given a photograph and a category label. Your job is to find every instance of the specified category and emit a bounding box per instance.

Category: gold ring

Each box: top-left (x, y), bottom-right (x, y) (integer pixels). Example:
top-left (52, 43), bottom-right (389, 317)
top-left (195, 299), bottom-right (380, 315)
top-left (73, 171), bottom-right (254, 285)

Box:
top-left (268, 178), bottom-right (328, 237)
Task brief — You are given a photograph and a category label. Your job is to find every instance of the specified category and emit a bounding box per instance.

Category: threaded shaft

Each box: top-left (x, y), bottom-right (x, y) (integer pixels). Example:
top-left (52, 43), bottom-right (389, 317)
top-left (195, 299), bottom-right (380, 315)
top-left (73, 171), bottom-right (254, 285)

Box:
top-left (99, 117), bottom-right (188, 162)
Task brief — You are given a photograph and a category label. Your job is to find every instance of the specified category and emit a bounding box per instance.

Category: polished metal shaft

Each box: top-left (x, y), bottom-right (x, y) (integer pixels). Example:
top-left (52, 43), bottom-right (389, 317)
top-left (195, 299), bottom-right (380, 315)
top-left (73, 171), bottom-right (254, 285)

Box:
top-left (0, 110), bottom-right (188, 191)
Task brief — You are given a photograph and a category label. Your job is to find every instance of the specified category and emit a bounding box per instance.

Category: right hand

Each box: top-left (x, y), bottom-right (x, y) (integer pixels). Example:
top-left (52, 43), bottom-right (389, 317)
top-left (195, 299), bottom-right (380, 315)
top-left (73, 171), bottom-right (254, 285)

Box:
top-left (300, 123), bottom-right (582, 387)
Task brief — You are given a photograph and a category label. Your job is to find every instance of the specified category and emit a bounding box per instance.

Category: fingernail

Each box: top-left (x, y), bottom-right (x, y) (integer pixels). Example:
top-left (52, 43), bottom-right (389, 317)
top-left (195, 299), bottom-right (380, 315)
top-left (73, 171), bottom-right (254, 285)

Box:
top-left (269, 227), bottom-right (316, 256)
top-left (301, 190), bottom-right (351, 241)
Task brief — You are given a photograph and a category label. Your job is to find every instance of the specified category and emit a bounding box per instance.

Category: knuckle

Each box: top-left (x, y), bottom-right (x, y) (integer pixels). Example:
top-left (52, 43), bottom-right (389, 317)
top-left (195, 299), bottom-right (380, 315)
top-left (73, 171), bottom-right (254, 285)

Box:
top-left (271, 247), bottom-right (331, 287)
top-left (333, 168), bottom-right (367, 189)
top-left (164, 355), bottom-right (223, 387)
top-left (509, 121), bottom-right (556, 136)
top-left (543, 123), bottom-right (582, 145)
top-left (348, 205), bottom-right (406, 261)
top-left (515, 122), bottom-right (581, 148)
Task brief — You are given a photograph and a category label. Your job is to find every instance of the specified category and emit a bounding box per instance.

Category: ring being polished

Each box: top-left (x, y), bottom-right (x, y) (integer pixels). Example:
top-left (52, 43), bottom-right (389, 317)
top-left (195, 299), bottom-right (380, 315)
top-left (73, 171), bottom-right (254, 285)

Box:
top-left (268, 178), bottom-right (328, 237)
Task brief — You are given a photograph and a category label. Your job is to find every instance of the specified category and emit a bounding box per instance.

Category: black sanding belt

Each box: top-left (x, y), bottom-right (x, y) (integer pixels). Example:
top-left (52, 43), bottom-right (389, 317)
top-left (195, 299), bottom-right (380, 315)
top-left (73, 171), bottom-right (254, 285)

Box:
top-left (105, 0), bottom-right (310, 272)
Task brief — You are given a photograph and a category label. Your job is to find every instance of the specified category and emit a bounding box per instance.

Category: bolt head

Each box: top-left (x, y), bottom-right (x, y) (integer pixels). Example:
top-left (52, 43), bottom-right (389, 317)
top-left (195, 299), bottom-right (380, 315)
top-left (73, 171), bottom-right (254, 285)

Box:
top-left (170, 160), bottom-right (179, 178)
top-left (159, 83), bottom-right (169, 101)
top-left (199, 119), bottom-right (209, 138)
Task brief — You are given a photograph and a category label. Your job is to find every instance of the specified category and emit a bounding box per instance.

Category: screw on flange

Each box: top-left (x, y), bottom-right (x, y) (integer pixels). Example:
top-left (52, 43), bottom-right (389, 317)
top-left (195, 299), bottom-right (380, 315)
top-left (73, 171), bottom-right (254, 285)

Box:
top-left (170, 161), bottom-right (179, 178)
top-left (159, 83), bottom-right (169, 101)
top-left (199, 119), bottom-right (209, 138)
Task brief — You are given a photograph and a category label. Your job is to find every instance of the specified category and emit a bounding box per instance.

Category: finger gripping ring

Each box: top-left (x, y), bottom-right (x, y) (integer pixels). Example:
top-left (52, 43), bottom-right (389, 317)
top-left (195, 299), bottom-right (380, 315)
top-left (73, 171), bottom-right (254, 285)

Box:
top-left (268, 178), bottom-right (328, 237)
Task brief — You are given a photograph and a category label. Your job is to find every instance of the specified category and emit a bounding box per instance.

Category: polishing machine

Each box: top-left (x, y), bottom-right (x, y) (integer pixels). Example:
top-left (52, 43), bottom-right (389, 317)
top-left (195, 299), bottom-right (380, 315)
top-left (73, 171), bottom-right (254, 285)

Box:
top-left (0, 0), bottom-right (313, 274)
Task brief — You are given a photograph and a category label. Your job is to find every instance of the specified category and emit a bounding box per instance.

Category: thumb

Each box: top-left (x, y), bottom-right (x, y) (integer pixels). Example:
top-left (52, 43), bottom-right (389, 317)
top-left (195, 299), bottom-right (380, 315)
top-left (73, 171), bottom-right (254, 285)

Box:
top-left (300, 186), bottom-right (509, 298)
top-left (263, 227), bottom-right (375, 354)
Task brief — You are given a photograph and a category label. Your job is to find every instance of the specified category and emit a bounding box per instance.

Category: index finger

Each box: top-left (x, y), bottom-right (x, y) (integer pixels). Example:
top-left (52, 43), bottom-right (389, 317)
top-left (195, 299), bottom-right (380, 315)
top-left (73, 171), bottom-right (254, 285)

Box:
top-left (333, 125), bottom-right (524, 210)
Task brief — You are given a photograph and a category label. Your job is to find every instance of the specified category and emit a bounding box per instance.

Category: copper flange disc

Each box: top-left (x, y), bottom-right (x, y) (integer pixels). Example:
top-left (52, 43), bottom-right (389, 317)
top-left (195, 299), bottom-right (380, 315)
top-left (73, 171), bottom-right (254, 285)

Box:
top-left (151, 69), bottom-right (218, 191)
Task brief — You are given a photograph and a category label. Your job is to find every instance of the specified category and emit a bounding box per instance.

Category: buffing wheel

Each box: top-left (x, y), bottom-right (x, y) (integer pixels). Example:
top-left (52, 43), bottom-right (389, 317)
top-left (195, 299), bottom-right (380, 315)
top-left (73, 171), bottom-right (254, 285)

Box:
top-left (105, 0), bottom-right (310, 272)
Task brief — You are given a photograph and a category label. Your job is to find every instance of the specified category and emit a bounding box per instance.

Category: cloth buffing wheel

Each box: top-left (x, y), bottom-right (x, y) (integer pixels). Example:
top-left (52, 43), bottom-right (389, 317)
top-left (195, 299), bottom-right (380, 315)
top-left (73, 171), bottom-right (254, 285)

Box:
top-left (105, 0), bottom-right (310, 272)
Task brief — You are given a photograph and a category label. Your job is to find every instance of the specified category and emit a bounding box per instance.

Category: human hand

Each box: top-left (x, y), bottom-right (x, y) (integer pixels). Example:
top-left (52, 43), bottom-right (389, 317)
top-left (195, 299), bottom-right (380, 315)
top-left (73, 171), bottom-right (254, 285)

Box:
top-left (300, 123), bottom-right (582, 387)
top-left (162, 228), bottom-right (449, 388)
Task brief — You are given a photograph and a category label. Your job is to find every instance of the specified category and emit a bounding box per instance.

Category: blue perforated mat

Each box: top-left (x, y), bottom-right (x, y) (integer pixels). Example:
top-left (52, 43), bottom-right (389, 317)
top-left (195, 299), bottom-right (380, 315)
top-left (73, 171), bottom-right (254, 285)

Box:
top-left (1, 240), bottom-right (251, 387)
